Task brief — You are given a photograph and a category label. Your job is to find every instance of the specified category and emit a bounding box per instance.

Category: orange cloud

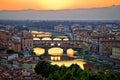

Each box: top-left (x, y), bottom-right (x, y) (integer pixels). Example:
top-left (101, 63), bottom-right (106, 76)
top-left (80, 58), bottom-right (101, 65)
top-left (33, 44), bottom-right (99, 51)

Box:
top-left (0, 0), bottom-right (119, 10)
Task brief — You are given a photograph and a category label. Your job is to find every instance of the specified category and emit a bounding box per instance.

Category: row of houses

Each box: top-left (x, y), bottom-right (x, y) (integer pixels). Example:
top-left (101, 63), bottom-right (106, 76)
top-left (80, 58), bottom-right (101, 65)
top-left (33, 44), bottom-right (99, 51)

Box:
top-left (91, 33), bottom-right (120, 60)
top-left (0, 53), bottom-right (39, 79)
top-left (0, 26), bottom-right (33, 54)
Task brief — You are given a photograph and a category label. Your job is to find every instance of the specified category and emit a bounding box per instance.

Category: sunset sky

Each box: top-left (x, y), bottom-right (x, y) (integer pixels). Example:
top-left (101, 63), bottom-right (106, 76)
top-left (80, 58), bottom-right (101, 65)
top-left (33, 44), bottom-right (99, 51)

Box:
top-left (0, 0), bottom-right (120, 10)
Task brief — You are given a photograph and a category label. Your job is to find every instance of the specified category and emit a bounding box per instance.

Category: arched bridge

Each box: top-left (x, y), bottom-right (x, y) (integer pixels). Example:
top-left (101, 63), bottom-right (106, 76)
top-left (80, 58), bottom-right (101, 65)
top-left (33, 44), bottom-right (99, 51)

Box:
top-left (33, 40), bottom-right (83, 49)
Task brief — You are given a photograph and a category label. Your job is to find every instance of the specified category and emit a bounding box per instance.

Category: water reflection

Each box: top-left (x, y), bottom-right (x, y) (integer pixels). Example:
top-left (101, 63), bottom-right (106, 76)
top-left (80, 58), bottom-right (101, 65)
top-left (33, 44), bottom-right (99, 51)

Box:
top-left (63, 38), bottom-right (69, 41)
top-left (51, 59), bottom-right (86, 70)
top-left (33, 47), bottom-right (74, 57)
top-left (41, 37), bottom-right (52, 40)
top-left (53, 38), bottom-right (62, 41)
top-left (31, 31), bottom-right (52, 37)
top-left (67, 48), bottom-right (74, 57)
top-left (48, 47), bottom-right (63, 56)
top-left (34, 48), bottom-right (86, 69)
top-left (51, 56), bottom-right (61, 61)
top-left (33, 48), bottom-right (45, 56)
top-left (33, 38), bottom-right (40, 40)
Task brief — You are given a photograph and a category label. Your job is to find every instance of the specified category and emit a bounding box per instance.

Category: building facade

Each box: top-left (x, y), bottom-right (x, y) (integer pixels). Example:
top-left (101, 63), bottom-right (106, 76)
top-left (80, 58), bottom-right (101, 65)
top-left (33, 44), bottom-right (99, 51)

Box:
top-left (54, 24), bottom-right (66, 33)
top-left (111, 24), bottom-right (120, 34)
top-left (71, 24), bottom-right (92, 41)
top-left (111, 46), bottom-right (120, 60)
top-left (21, 30), bottom-right (33, 50)
top-left (99, 40), bottom-right (120, 57)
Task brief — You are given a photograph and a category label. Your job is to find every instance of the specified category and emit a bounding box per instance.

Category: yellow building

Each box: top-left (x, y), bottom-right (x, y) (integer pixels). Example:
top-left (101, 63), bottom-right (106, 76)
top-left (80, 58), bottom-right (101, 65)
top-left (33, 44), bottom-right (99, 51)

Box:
top-left (111, 46), bottom-right (120, 60)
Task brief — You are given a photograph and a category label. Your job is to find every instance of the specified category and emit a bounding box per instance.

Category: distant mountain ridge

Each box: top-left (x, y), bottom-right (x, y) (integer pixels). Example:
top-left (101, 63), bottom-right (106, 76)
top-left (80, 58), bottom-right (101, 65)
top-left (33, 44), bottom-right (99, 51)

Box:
top-left (0, 5), bottom-right (120, 20)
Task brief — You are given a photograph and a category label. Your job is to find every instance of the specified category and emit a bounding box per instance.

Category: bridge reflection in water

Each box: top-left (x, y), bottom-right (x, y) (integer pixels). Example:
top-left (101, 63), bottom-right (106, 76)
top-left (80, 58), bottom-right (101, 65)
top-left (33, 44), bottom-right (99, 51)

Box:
top-left (33, 48), bottom-right (86, 70)
top-left (32, 31), bottom-right (88, 70)
top-left (51, 59), bottom-right (86, 70)
top-left (33, 47), bottom-right (74, 61)
top-left (33, 36), bottom-right (82, 61)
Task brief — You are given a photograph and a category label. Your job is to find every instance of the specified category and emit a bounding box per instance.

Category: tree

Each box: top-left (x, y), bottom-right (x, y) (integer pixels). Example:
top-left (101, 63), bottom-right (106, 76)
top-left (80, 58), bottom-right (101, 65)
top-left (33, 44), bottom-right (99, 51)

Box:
top-left (34, 60), bottom-right (52, 78)
top-left (34, 61), bottom-right (120, 80)
top-left (79, 70), bottom-right (91, 80)
top-left (48, 71), bottom-right (62, 80)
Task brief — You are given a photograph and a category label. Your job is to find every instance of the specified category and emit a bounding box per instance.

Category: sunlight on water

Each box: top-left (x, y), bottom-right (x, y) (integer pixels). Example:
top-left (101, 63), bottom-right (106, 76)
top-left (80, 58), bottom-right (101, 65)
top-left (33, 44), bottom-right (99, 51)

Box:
top-left (32, 31), bottom-right (52, 37)
top-left (34, 47), bottom-right (75, 56)
top-left (51, 59), bottom-right (86, 70)
top-left (51, 43), bottom-right (55, 46)
top-left (33, 48), bottom-right (85, 69)
top-left (34, 48), bottom-right (45, 56)
top-left (57, 43), bottom-right (61, 46)
top-left (33, 38), bottom-right (40, 40)
top-left (41, 37), bottom-right (52, 40)
top-left (51, 56), bottom-right (61, 61)
top-left (37, 34), bottom-right (51, 37)
top-left (31, 31), bottom-right (39, 33)
top-left (67, 48), bottom-right (74, 57)
top-left (33, 35), bottom-right (36, 37)
top-left (48, 47), bottom-right (63, 56)
top-left (53, 38), bottom-right (62, 41)
top-left (63, 38), bottom-right (69, 41)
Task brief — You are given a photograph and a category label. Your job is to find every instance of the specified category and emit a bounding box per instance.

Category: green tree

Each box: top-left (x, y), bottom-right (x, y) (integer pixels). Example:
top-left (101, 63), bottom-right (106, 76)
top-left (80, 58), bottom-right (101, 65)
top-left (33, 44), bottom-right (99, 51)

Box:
top-left (34, 61), bottom-right (52, 77)
top-left (34, 60), bottom-right (120, 80)
top-left (48, 71), bottom-right (61, 80)
top-left (79, 70), bottom-right (91, 80)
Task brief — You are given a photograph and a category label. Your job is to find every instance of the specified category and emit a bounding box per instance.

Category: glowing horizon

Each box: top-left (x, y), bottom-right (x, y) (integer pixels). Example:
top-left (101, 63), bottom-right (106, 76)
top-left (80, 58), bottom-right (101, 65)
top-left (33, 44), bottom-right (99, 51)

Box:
top-left (0, 0), bottom-right (120, 10)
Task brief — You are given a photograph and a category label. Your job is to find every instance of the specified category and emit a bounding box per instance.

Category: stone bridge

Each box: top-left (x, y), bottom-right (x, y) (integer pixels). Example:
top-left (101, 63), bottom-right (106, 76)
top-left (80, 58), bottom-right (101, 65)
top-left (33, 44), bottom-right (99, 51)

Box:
top-left (33, 40), bottom-right (83, 56)
top-left (33, 40), bottom-right (83, 49)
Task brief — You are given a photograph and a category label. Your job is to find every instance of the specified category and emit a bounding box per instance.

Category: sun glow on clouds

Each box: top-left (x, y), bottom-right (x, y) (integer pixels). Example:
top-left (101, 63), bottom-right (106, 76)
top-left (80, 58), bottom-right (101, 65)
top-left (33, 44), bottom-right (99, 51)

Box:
top-left (36, 0), bottom-right (120, 10)
top-left (0, 0), bottom-right (120, 10)
top-left (38, 0), bottom-right (73, 10)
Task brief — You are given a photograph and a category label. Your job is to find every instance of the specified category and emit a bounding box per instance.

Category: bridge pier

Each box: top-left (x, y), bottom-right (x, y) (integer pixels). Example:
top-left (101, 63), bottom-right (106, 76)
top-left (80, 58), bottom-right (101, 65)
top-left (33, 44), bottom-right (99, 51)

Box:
top-left (63, 48), bottom-right (67, 55)
top-left (44, 47), bottom-right (48, 56)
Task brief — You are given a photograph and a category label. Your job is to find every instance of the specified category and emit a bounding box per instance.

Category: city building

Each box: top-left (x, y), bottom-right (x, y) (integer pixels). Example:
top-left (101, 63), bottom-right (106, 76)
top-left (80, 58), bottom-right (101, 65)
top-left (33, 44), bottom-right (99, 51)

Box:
top-left (99, 40), bottom-right (120, 57)
top-left (115, 34), bottom-right (120, 40)
top-left (54, 24), bottom-right (66, 33)
top-left (90, 33), bottom-right (115, 53)
top-left (11, 36), bottom-right (21, 52)
top-left (71, 24), bottom-right (92, 41)
top-left (111, 46), bottom-right (120, 60)
top-left (0, 31), bottom-right (10, 53)
top-left (0, 29), bottom-right (21, 53)
top-left (32, 31), bottom-right (52, 38)
top-left (111, 24), bottom-right (120, 34)
top-left (21, 30), bottom-right (33, 50)
top-left (94, 24), bottom-right (108, 33)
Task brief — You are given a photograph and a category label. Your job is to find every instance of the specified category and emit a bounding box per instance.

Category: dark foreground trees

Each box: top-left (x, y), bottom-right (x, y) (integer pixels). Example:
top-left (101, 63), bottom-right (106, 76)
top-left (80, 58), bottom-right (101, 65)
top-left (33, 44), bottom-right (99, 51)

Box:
top-left (34, 60), bottom-right (120, 80)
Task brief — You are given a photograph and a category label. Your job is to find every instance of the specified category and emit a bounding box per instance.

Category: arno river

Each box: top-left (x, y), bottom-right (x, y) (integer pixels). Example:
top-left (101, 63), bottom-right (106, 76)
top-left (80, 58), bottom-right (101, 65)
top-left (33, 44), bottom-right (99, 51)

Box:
top-left (34, 47), bottom-right (86, 70)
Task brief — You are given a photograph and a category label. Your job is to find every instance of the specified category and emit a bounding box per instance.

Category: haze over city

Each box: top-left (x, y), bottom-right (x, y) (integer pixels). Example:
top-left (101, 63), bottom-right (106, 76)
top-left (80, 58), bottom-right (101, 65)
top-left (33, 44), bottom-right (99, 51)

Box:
top-left (0, 0), bottom-right (120, 20)
top-left (0, 0), bottom-right (120, 80)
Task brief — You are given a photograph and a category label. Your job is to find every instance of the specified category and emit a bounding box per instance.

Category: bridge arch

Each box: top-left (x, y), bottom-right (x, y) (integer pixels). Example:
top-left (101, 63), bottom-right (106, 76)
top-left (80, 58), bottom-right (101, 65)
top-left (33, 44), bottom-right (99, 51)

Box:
top-left (67, 48), bottom-right (74, 57)
top-left (33, 38), bottom-right (40, 40)
top-left (33, 48), bottom-right (45, 56)
top-left (41, 37), bottom-right (52, 40)
top-left (48, 47), bottom-right (63, 56)
top-left (53, 38), bottom-right (62, 41)
top-left (63, 38), bottom-right (69, 41)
